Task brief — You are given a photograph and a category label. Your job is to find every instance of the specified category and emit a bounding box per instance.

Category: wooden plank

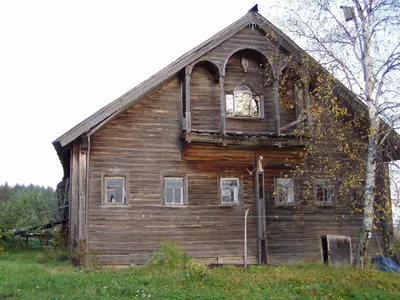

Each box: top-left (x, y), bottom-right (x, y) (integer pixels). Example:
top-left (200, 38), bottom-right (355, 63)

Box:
top-left (69, 142), bottom-right (79, 253)
top-left (78, 142), bottom-right (87, 241)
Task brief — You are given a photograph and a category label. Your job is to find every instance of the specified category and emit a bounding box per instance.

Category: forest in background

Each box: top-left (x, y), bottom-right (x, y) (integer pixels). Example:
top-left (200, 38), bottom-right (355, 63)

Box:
top-left (0, 183), bottom-right (58, 249)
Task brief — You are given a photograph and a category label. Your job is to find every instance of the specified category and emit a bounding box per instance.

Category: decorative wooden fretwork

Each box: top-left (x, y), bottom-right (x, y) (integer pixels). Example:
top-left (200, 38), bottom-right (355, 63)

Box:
top-left (241, 56), bottom-right (249, 72)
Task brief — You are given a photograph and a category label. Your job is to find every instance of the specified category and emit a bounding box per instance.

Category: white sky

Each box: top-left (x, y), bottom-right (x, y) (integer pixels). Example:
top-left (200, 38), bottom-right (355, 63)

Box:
top-left (0, 0), bottom-right (276, 188)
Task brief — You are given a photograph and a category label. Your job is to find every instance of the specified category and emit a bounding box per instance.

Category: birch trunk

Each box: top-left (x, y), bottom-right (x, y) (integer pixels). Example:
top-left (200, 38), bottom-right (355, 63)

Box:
top-left (355, 3), bottom-right (379, 266)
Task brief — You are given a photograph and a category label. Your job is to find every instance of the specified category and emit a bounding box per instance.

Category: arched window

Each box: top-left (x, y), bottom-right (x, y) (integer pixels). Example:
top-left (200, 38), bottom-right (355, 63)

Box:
top-left (226, 84), bottom-right (261, 117)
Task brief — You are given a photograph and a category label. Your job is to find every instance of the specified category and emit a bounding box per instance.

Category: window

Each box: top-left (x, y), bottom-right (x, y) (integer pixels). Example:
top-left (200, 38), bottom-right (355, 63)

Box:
top-left (315, 179), bottom-right (333, 204)
top-left (275, 178), bottom-right (295, 205)
top-left (164, 177), bottom-right (184, 205)
top-left (104, 176), bottom-right (127, 205)
top-left (226, 84), bottom-right (261, 117)
top-left (220, 178), bottom-right (240, 204)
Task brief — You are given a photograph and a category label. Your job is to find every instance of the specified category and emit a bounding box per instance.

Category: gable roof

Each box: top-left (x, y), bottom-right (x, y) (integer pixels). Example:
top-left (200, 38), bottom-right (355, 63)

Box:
top-left (53, 9), bottom-right (303, 150)
top-left (53, 6), bottom-right (400, 161)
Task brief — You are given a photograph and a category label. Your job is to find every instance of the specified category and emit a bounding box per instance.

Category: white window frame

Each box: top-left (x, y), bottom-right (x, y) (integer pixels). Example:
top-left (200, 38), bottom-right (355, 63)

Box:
top-left (220, 177), bottom-right (240, 204)
top-left (226, 84), bottom-right (262, 118)
top-left (163, 177), bottom-right (185, 205)
top-left (314, 179), bottom-right (333, 204)
top-left (275, 178), bottom-right (295, 206)
top-left (102, 174), bottom-right (129, 206)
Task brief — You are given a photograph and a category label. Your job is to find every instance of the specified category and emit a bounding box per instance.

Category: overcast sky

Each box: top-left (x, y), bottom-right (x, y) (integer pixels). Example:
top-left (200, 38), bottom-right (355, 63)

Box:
top-left (0, 0), bottom-right (278, 188)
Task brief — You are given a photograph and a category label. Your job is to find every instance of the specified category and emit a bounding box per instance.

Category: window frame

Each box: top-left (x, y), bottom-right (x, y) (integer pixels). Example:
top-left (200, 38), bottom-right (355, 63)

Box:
top-left (225, 84), bottom-right (263, 119)
top-left (162, 176), bottom-right (186, 206)
top-left (314, 178), bottom-right (334, 205)
top-left (219, 176), bottom-right (242, 205)
top-left (101, 173), bottom-right (129, 206)
top-left (275, 177), bottom-right (296, 206)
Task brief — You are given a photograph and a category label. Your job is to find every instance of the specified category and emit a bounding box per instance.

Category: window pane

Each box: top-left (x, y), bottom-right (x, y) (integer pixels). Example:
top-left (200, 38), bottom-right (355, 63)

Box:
top-left (165, 188), bottom-right (174, 204)
top-left (222, 179), bottom-right (238, 187)
top-left (105, 177), bottom-right (125, 204)
top-left (174, 187), bottom-right (182, 203)
top-left (316, 180), bottom-right (332, 203)
top-left (114, 186), bottom-right (124, 204)
top-left (165, 178), bottom-right (182, 187)
top-left (226, 94), bottom-right (234, 115)
top-left (221, 178), bottom-right (239, 203)
top-left (277, 178), bottom-right (294, 204)
top-left (107, 188), bottom-right (116, 203)
top-left (164, 177), bottom-right (184, 204)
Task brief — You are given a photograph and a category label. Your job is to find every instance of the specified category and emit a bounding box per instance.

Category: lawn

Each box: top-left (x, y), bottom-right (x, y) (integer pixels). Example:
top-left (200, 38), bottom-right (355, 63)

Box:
top-left (0, 250), bottom-right (399, 299)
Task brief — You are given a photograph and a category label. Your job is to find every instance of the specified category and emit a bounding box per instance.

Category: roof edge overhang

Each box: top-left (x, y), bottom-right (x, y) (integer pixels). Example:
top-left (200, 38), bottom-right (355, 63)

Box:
top-left (53, 11), bottom-right (275, 150)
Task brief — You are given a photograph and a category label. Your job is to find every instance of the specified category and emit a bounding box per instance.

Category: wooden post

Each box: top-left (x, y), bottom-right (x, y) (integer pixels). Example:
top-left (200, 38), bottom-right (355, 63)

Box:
top-left (185, 69), bottom-right (191, 133)
top-left (78, 137), bottom-right (87, 241)
top-left (244, 209), bottom-right (249, 267)
top-left (220, 76), bottom-right (226, 135)
top-left (254, 154), bottom-right (265, 264)
top-left (69, 143), bottom-right (80, 254)
top-left (273, 78), bottom-right (280, 136)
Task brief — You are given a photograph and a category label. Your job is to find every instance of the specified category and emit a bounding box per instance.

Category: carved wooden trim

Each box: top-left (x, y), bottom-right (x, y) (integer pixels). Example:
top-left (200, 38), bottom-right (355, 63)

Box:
top-left (241, 56), bottom-right (249, 72)
top-left (220, 76), bottom-right (226, 135)
top-left (185, 69), bottom-right (191, 133)
top-left (183, 132), bottom-right (306, 148)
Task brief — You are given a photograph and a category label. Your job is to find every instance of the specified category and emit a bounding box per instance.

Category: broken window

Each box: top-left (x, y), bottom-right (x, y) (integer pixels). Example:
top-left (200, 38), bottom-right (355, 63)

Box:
top-left (104, 176), bottom-right (126, 205)
top-left (220, 178), bottom-right (240, 204)
top-left (164, 177), bottom-right (184, 205)
top-left (315, 179), bottom-right (333, 203)
top-left (275, 178), bottom-right (295, 205)
top-left (226, 84), bottom-right (261, 117)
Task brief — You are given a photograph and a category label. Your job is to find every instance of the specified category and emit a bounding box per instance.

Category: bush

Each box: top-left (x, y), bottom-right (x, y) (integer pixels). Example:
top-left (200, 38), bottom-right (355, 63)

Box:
top-left (0, 233), bottom-right (24, 251)
top-left (52, 225), bottom-right (68, 250)
top-left (150, 241), bottom-right (190, 269)
top-left (149, 241), bottom-right (209, 281)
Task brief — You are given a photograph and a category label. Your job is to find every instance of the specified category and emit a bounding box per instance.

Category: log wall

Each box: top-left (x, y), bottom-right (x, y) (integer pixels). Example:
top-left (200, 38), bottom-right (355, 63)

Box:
top-left (89, 78), bottom-right (261, 266)
top-left (81, 25), bottom-right (389, 267)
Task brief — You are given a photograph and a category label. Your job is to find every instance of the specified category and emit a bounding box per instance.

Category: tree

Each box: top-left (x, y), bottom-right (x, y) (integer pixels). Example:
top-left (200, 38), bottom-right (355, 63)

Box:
top-left (0, 183), bottom-right (58, 249)
top-left (266, 0), bottom-right (400, 265)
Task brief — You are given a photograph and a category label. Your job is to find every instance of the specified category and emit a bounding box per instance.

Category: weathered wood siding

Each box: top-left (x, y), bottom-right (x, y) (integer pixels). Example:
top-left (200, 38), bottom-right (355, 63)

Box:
top-left (191, 64), bottom-right (220, 131)
top-left (82, 24), bottom-right (389, 267)
top-left (89, 78), bottom-right (259, 266)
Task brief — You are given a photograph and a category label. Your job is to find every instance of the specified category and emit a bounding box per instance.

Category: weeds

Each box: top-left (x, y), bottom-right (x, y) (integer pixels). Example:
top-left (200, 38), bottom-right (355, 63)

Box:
top-left (149, 241), bottom-right (208, 281)
top-left (150, 241), bottom-right (190, 269)
top-left (35, 247), bottom-right (70, 264)
top-left (1, 250), bottom-right (400, 299)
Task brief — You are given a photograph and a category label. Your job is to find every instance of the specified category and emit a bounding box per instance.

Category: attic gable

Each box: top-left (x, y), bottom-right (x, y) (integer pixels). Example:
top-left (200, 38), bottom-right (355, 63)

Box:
top-left (52, 6), bottom-right (399, 161)
top-left (53, 10), bottom-right (301, 151)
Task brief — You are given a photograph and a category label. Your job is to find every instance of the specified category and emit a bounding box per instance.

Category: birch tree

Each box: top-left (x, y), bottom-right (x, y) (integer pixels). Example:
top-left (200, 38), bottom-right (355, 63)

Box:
top-left (266, 0), bottom-right (400, 265)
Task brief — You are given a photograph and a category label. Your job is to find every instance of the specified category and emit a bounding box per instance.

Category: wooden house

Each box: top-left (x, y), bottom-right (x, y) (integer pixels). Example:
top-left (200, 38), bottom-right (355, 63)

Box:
top-left (53, 5), bottom-right (399, 267)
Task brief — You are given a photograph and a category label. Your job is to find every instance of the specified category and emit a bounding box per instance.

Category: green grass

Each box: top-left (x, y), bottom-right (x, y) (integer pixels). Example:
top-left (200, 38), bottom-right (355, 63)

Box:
top-left (1, 251), bottom-right (399, 299)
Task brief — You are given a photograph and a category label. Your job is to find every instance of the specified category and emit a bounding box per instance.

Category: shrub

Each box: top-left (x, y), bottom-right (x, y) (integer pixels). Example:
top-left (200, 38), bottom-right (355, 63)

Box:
top-left (52, 225), bottom-right (68, 251)
top-left (0, 233), bottom-right (24, 251)
top-left (150, 241), bottom-right (190, 269)
top-left (149, 241), bottom-right (209, 281)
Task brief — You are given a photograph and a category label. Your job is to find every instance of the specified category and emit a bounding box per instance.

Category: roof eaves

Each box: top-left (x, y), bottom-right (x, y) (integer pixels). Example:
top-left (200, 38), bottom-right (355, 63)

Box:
top-left (54, 12), bottom-right (257, 148)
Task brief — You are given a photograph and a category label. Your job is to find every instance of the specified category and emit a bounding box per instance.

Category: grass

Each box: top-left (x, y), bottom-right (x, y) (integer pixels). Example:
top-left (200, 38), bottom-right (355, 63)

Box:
top-left (1, 250), bottom-right (399, 299)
